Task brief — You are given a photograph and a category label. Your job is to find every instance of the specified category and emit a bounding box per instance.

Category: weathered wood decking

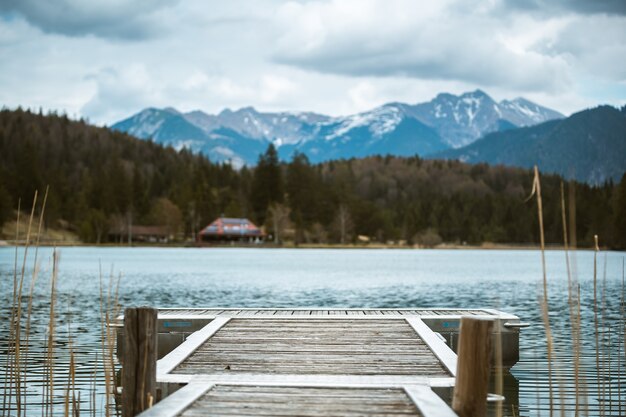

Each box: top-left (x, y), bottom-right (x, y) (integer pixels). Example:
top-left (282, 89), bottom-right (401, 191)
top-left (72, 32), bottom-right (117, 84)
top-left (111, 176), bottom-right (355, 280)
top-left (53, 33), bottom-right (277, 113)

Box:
top-left (139, 380), bottom-right (460, 417)
top-left (124, 308), bottom-right (523, 417)
top-left (154, 307), bottom-right (501, 317)
top-left (173, 318), bottom-right (450, 376)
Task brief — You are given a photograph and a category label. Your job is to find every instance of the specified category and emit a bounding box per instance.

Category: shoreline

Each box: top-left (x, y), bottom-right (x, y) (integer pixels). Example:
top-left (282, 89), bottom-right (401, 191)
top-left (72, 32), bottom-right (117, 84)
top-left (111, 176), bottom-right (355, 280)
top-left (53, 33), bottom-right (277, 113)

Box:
top-left (0, 239), bottom-right (611, 251)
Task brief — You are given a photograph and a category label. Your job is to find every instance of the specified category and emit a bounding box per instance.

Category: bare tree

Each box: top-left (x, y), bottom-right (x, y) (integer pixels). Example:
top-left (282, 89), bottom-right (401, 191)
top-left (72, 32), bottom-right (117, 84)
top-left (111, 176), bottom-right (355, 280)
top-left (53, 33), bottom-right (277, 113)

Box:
top-left (333, 204), bottom-right (354, 244)
top-left (268, 203), bottom-right (291, 244)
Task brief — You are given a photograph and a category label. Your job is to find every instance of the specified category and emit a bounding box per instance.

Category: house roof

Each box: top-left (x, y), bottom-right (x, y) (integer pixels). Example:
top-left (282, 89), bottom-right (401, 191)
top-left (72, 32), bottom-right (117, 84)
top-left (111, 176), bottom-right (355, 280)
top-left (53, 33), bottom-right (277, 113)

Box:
top-left (199, 217), bottom-right (263, 237)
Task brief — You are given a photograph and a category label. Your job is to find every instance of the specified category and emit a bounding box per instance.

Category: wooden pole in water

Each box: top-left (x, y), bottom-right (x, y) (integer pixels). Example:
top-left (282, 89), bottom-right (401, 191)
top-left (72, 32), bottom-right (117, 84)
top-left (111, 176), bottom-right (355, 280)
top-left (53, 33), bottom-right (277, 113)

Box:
top-left (452, 316), bottom-right (494, 417)
top-left (122, 307), bottom-right (158, 417)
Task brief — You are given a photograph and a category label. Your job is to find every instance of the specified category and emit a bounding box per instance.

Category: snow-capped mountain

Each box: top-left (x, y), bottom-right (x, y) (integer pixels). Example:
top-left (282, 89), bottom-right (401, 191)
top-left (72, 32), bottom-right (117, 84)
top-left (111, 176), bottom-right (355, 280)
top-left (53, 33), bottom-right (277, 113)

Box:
top-left (404, 90), bottom-right (564, 147)
top-left (111, 90), bottom-right (563, 166)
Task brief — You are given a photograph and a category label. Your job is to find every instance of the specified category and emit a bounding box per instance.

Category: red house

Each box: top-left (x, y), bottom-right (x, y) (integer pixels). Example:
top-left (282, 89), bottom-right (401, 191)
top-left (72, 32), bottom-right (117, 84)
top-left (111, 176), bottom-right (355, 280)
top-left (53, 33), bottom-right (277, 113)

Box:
top-left (198, 217), bottom-right (264, 243)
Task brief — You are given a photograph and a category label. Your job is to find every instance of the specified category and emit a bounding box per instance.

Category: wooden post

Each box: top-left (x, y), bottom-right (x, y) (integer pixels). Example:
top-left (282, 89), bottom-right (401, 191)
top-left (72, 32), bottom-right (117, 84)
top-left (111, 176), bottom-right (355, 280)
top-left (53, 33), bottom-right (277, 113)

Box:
top-left (452, 316), bottom-right (494, 417)
top-left (122, 307), bottom-right (158, 417)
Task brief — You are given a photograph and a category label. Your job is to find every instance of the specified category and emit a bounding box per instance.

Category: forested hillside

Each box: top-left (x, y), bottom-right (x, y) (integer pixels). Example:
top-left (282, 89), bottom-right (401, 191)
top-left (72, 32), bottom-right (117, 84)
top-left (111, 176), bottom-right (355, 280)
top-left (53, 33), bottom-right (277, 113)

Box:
top-left (1, 109), bottom-right (624, 248)
top-left (434, 106), bottom-right (626, 184)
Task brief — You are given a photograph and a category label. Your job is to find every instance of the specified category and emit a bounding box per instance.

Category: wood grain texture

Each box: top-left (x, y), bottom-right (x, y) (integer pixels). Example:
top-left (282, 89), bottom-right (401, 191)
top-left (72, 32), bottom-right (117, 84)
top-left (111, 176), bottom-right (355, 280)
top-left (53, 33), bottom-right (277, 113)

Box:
top-left (452, 317), bottom-right (494, 417)
top-left (155, 308), bottom-right (494, 318)
top-left (172, 319), bottom-right (450, 377)
top-left (179, 385), bottom-right (423, 417)
top-left (123, 307), bottom-right (158, 417)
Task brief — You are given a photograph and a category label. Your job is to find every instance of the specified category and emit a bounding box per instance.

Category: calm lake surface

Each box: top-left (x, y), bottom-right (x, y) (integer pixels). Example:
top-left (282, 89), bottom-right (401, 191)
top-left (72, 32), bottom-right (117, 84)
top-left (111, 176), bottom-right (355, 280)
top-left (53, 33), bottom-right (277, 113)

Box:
top-left (1, 247), bottom-right (624, 416)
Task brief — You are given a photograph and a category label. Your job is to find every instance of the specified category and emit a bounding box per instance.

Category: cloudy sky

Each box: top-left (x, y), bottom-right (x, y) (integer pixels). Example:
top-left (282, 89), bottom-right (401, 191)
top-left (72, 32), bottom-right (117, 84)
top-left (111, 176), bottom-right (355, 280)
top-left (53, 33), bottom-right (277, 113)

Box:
top-left (1, 0), bottom-right (625, 125)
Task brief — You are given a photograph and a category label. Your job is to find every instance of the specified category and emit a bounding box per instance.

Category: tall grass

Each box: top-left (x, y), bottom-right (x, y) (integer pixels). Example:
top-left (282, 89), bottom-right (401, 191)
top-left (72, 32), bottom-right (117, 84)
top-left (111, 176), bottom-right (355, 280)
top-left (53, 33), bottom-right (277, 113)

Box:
top-left (560, 182), bottom-right (582, 415)
top-left (532, 168), bottom-right (626, 417)
top-left (530, 166), bottom-right (555, 416)
top-left (1, 190), bottom-right (121, 417)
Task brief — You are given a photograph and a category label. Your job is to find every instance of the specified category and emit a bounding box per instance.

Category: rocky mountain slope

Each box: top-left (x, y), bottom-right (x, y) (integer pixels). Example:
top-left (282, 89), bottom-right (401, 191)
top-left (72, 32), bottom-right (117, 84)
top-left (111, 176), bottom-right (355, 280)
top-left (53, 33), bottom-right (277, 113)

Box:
top-left (111, 90), bottom-right (563, 166)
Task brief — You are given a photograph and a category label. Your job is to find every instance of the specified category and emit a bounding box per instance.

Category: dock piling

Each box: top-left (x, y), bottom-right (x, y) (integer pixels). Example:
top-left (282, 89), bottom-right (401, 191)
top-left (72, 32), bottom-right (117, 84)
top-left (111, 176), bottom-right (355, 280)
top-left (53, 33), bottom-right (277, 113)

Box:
top-left (122, 307), bottom-right (158, 417)
top-left (452, 316), bottom-right (494, 417)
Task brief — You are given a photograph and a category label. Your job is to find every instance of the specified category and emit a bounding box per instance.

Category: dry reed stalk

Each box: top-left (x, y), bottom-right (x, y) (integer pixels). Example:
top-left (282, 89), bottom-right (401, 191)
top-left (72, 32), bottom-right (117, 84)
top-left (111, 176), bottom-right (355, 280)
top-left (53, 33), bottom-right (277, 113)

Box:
top-left (46, 250), bottom-right (59, 417)
top-left (65, 366), bottom-right (70, 417)
top-left (90, 351), bottom-right (98, 417)
top-left (64, 298), bottom-right (72, 417)
top-left (22, 261), bottom-right (40, 417)
top-left (606, 326), bottom-right (612, 417)
top-left (494, 317), bottom-right (503, 417)
top-left (23, 186), bottom-right (49, 417)
top-left (533, 347), bottom-right (541, 417)
top-left (566, 183), bottom-right (590, 416)
top-left (593, 235), bottom-right (601, 417)
top-left (561, 182), bottom-right (583, 416)
top-left (69, 352), bottom-right (78, 417)
top-left (601, 254), bottom-right (608, 416)
top-left (98, 265), bottom-right (109, 417)
top-left (14, 191), bottom-right (39, 417)
top-left (65, 301), bottom-right (79, 417)
top-left (3, 199), bottom-right (20, 417)
top-left (105, 273), bottom-right (115, 417)
top-left (617, 258), bottom-right (626, 416)
top-left (567, 182), bottom-right (586, 415)
top-left (108, 275), bottom-right (122, 417)
top-left (99, 266), bottom-right (122, 417)
top-left (577, 284), bottom-right (589, 417)
top-left (530, 166), bottom-right (554, 417)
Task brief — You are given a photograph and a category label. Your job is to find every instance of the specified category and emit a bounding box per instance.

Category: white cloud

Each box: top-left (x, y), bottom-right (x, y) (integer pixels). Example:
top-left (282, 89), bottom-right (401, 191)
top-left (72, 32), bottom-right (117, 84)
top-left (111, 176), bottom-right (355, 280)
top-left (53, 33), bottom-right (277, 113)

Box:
top-left (537, 14), bottom-right (626, 81)
top-left (0, 0), bottom-right (176, 39)
top-left (81, 65), bottom-right (164, 124)
top-left (272, 0), bottom-right (573, 92)
top-left (0, 0), bottom-right (624, 124)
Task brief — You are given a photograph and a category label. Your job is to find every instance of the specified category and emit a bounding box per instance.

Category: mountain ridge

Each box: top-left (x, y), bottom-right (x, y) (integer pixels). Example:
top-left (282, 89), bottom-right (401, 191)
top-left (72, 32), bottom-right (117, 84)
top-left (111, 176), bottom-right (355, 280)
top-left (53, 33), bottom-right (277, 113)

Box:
top-left (431, 105), bottom-right (626, 184)
top-left (111, 90), bottom-right (563, 166)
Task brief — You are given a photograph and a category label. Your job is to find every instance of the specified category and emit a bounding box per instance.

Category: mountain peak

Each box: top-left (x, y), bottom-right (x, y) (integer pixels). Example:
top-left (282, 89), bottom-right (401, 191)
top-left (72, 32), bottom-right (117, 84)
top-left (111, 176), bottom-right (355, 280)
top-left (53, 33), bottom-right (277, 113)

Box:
top-left (163, 107), bottom-right (180, 115)
top-left (463, 89), bottom-right (490, 99)
top-left (234, 106), bottom-right (258, 114)
top-left (185, 109), bottom-right (209, 117)
top-left (434, 92), bottom-right (456, 102)
top-left (112, 90), bottom-right (565, 166)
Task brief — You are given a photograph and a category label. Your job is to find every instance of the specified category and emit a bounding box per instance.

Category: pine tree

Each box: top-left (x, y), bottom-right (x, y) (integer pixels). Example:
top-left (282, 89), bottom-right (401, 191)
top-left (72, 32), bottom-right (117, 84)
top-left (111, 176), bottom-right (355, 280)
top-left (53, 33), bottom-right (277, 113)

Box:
top-left (250, 144), bottom-right (283, 225)
top-left (613, 173), bottom-right (626, 249)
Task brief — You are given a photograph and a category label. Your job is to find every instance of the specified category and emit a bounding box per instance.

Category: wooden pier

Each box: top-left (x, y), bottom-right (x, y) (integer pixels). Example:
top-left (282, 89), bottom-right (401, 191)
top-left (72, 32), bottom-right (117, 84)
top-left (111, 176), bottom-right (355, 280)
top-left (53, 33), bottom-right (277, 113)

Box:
top-left (116, 308), bottom-right (526, 417)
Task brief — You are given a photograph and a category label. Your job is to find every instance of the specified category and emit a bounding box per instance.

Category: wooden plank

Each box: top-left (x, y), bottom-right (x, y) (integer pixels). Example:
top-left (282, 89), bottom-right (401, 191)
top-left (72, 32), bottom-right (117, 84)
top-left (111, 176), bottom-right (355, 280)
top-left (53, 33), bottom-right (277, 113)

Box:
top-left (171, 318), bottom-right (449, 377)
top-left (406, 318), bottom-right (457, 377)
top-left (136, 379), bottom-right (458, 417)
top-left (158, 317), bottom-right (230, 377)
top-left (152, 307), bottom-right (503, 316)
top-left (133, 382), bottom-right (212, 417)
top-left (404, 385), bottom-right (459, 417)
top-left (156, 372), bottom-right (454, 390)
top-left (180, 385), bottom-right (422, 417)
top-left (189, 374), bottom-right (452, 387)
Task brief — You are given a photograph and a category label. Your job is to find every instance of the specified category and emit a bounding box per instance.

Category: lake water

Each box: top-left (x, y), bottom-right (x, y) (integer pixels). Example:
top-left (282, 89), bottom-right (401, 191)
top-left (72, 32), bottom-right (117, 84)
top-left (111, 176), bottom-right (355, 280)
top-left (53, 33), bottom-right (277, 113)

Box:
top-left (1, 247), bottom-right (624, 416)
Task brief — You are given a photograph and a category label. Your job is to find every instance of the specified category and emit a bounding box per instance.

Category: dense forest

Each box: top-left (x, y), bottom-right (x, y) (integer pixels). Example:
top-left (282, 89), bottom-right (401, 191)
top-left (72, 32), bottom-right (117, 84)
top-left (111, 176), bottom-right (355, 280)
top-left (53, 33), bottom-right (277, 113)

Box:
top-left (1, 108), bottom-right (625, 248)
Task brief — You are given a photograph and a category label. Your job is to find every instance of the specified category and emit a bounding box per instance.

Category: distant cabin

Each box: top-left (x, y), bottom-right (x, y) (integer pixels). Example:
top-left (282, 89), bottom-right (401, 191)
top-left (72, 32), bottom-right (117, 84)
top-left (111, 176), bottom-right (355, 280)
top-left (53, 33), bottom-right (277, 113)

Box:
top-left (198, 217), bottom-right (264, 243)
